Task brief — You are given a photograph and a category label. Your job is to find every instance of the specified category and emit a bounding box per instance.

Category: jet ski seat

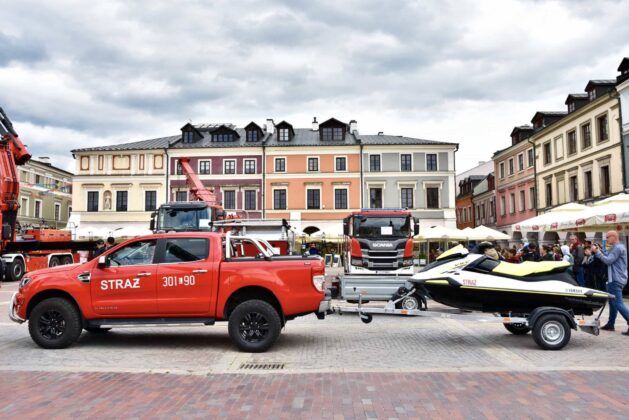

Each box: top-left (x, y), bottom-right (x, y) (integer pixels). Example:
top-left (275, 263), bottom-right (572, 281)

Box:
top-left (492, 260), bottom-right (571, 277)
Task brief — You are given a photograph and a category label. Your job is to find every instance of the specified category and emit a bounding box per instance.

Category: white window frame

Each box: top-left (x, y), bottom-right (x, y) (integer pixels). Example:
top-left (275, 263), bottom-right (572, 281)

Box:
top-left (500, 196), bottom-right (506, 216)
top-left (543, 141), bottom-right (552, 166)
top-left (499, 162), bottom-right (505, 179)
top-left (305, 186), bottom-right (322, 210)
top-left (114, 189), bottom-right (130, 212)
top-left (223, 159), bottom-right (237, 175)
top-left (34, 199), bottom-right (43, 219)
top-left (425, 153), bottom-right (438, 171)
top-left (334, 155), bottom-right (348, 173)
top-left (222, 189), bottom-right (238, 210)
top-left (20, 196), bottom-right (29, 217)
top-left (423, 182), bottom-right (442, 210)
top-left (365, 182), bottom-right (386, 208)
top-left (509, 193), bottom-right (515, 214)
top-left (517, 153), bottom-right (524, 172)
top-left (274, 157), bottom-right (287, 173)
top-left (54, 202), bottom-right (61, 221)
top-left (398, 185), bottom-right (415, 209)
top-left (144, 190), bottom-right (158, 212)
top-left (400, 153), bottom-right (413, 172)
top-left (243, 188), bottom-right (258, 211)
top-left (333, 186), bottom-right (349, 210)
top-left (306, 156), bottom-right (320, 173)
top-left (554, 135), bottom-right (564, 161)
top-left (198, 160), bottom-right (212, 175)
top-left (519, 190), bottom-right (525, 212)
top-left (243, 159), bottom-right (257, 175)
top-left (368, 153), bottom-right (382, 172)
top-left (278, 128), bottom-right (290, 142)
top-left (508, 158), bottom-right (514, 176)
top-left (272, 187), bottom-right (288, 210)
top-left (527, 148), bottom-right (534, 167)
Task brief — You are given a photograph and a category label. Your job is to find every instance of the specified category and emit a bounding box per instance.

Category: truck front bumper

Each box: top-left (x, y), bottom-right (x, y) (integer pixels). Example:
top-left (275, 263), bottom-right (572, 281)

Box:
top-left (8, 292), bottom-right (25, 324)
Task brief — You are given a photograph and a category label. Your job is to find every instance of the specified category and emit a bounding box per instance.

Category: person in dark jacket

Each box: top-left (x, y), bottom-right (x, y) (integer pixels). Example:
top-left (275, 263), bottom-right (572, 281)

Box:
top-left (522, 243), bottom-right (540, 262)
top-left (583, 246), bottom-right (608, 290)
top-left (92, 239), bottom-right (106, 259)
top-left (569, 235), bottom-right (585, 286)
top-left (539, 245), bottom-right (555, 261)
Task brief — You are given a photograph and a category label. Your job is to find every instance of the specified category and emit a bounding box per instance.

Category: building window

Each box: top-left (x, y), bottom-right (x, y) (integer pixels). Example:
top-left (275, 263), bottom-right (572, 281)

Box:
top-left (588, 89), bottom-right (596, 100)
top-left (600, 165), bottom-right (610, 195)
top-left (369, 155), bottom-right (381, 172)
top-left (116, 191), bottom-right (128, 212)
top-left (554, 136), bottom-right (564, 160)
top-left (569, 176), bottom-right (578, 201)
top-left (199, 161), bottom-right (211, 175)
top-left (244, 159), bottom-right (256, 174)
top-left (545, 183), bottom-right (552, 207)
top-left (33, 200), bottom-right (42, 218)
top-left (306, 189), bottom-right (320, 209)
top-left (176, 161), bottom-right (183, 175)
top-left (400, 154), bottom-right (412, 171)
top-left (508, 158), bottom-right (514, 175)
top-left (182, 131), bottom-right (194, 144)
top-left (213, 134), bottom-right (234, 142)
top-left (307, 157), bottom-right (319, 172)
top-left (35, 174), bottom-right (41, 184)
top-left (246, 130), bottom-right (258, 142)
top-left (427, 187), bottom-right (439, 209)
top-left (489, 199), bottom-right (494, 217)
top-left (87, 191), bottom-right (99, 212)
top-left (518, 154), bottom-right (524, 171)
top-left (597, 115), bottom-right (609, 143)
top-left (401, 187), bottom-right (413, 208)
top-left (54, 203), bottom-right (61, 221)
top-left (321, 127), bottom-right (343, 141)
top-left (581, 123), bottom-right (592, 149)
top-left (145, 191), bottom-right (157, 211)
top-left (499, 162), bottom-right (505, 179)
top-left (543, 142), bottom-right (551, 165)
top-left (273, 189), bottom-right (287, 210)
top-left (20, 197), bottom-right (28, 216)
top-left (244, 190), bottom-right (256, 210)
top-left (519, 190), bottom-right (525, 212)
top-left (529, 187), bottom-right (535, 210)
top-left (463, 208), bottom-right (468, 223)
top-left (175, 191), bottom-right (188, 202)
top-left (509, 193), bottom-right (515, 214)
top-left (279, 128), bottom-right (290, 142)
top-left (584, 170), bottom-right (593, 199)
top-left (335, 157), bottom-right (347, 171)
top-left (481, 203), bottom-right (485, 219)
top-left (223, 190), bottom-right (236, 209)
top-left (274, 158), bottom-right (286, 173)
top-left (567, 130), bottom-right (577, 155)
top-left (527, 149), bottom-right (534, 167)
top-left (224, 160), bottom-right (236, 175)
top-left (426, 154), bottom-right (438, 171)
top-left (334, 189), bottom-right (348, 209)
top-left (500, 196), bottom-right (505, 216)
top-left (369, 188), bottom-right (383, 208)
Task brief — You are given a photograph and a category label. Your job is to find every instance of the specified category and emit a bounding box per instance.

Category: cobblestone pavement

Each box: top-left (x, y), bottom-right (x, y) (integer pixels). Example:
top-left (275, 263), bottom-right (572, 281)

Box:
top-left (1, 281), bottom-right (628, 418)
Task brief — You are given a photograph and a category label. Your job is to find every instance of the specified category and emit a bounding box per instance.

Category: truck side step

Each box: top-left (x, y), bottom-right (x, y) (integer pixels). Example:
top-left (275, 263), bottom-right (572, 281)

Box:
top-left (87, 317), bottom-right (216, 328)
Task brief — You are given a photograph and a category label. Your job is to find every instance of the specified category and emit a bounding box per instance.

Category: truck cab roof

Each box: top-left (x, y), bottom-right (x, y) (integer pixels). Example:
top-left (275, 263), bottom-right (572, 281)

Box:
top-left (158, 202), bottom-right (209, 210)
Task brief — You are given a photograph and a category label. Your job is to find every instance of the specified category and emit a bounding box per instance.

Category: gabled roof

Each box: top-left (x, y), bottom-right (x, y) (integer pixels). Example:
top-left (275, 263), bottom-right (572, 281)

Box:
top-left (618, 57), bottom-right (629, 72)
top-left (244, 121), bottom-right (263, 131)
top-left (171, 128), bottom-right (270, 149)
top-left (584, 79), bottom-right (616, 90)
top-left (319, 117), bottom-right (348, 127)
top-left (180, 123), bottom-right (203, 136)
top-left (211, 124), bottom-right (240, 138)
top-left (510, 125), bottom-right (533, 136)
top-left (265, 128), bottom-right (356, 147)
top-left (71, 135), bottom-right (180, 153)
top-left (564, 93), bottom-right (588, 104)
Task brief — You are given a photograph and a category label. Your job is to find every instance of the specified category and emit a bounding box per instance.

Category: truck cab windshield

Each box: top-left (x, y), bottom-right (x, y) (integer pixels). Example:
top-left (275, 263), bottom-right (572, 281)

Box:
top-left (157, 207), bottom-right (212, 231)
top-left (353, 216), bottom-right (411, 238)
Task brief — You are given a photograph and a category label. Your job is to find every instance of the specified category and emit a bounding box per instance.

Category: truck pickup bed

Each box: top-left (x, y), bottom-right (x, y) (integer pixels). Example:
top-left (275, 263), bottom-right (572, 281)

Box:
top-left (10, 232), bottom-right (329, 352)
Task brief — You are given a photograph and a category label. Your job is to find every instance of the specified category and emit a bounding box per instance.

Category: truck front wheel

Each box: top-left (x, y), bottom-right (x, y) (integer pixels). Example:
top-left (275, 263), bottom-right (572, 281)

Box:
top-left (228, 300), bottom-right (281, 353)
top-left (7, 259), bottom-right (25, 282)
top-left (28, 298), bottom-right (82, 349)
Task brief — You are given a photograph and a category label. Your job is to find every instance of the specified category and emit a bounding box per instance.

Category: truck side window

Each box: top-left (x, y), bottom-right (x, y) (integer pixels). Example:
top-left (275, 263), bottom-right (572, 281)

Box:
top-left (163, 238), bottom-right (209, 263)
top-left (107, 240), bottom-right (156, 267)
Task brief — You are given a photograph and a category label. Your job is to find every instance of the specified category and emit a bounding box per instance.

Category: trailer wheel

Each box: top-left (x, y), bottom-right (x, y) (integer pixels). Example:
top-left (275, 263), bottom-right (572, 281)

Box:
top-left (228, 299), bottom-right (281, 353)
top-left (28, 298), bottom-right (82, 349)
top-left (49, 256), bottom-right (61, 267)
top-left (532, 314), bottom-right (571, 350)
top-left (360, 313), bottom-right (373, 324)
top-left (395, 292), bottom-right (426, 311)
top-left (62, 256), bottom-right (74, 265)
top-left (7, 259), bottom-right (25, 282)
top-left (504, 323), bottom-right (531, 335)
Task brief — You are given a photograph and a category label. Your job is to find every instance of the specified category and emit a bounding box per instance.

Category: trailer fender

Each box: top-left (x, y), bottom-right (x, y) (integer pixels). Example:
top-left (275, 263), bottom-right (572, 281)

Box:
top-left (528, 307), bottom-right (577, 330)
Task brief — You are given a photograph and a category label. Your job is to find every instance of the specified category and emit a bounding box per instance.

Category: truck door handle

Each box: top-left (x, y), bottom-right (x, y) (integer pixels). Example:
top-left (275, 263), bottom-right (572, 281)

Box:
top-left (192, 269), bottom-right (208, 273)
top-left (77, 272), bottom-right (91, 283)
top-left (136, 272), bottom-right (152, 277)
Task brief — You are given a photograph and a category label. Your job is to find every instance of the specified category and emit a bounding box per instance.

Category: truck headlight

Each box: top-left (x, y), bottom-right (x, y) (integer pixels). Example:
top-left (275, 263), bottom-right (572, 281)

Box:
top-left (312, 275), bottom-right (325, 292)
top-left (19, 277), bottom-right (32, 289)
top-left (351, 258), bottom-right (363, 266)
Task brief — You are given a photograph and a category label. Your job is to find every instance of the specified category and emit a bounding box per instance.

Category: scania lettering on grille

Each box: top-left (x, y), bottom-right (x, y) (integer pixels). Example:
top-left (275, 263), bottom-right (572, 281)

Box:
top-left (372, 242), bottom-right (393, 248)
top-left (101, 279), bottom-right (141, 290)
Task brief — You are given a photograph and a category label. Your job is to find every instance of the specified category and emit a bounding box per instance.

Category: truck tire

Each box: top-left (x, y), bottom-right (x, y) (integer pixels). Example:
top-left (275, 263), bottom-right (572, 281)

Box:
top-left (532, 314), bottom-right (571, 350)
top-left (84, 327), bottom-right (111, 334)
top-left (228, 300), bottom-right (281, 353)
top-left (49, 256), bottom-right (61, 267)
top-left (28, 298), bottom-right (82, 349)
top-left (7, 259), bottom-right (25, 282)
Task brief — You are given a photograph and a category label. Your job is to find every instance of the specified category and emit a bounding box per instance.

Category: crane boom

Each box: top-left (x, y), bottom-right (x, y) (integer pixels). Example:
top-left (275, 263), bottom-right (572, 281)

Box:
top-left (178, 157), bottom-right (219, 206)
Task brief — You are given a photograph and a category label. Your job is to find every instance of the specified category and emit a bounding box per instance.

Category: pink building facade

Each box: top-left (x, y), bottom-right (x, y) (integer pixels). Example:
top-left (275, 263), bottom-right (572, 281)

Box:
top-left (493, 126), bottom-right (538, 244)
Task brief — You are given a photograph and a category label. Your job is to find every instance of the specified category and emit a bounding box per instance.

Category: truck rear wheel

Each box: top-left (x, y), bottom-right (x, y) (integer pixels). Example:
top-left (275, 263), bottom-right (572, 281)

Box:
top-left (49, 256), bottom-right (61, 267)
top-left (7, 259), bottom-right (25, 282)
top-left (228, 300), bottom-right (281, 353)
top-left (62, 256), bottom-right (74, 265)
top-left (28, 298), bottom-right (82, 349)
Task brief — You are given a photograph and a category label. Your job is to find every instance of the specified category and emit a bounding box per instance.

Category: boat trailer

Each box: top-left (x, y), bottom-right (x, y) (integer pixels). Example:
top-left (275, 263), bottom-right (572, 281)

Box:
top-left (326, 288), bottom-right (606, 351)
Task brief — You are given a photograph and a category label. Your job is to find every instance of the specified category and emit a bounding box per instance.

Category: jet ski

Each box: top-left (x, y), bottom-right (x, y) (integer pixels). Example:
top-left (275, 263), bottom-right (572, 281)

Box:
top-left (411, 245), bottom-right (613, 316)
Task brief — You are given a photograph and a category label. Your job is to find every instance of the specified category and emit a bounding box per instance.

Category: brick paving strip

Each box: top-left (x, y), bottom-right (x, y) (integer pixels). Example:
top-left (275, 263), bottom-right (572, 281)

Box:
top-left (0, 370), bottom-right (627, 419)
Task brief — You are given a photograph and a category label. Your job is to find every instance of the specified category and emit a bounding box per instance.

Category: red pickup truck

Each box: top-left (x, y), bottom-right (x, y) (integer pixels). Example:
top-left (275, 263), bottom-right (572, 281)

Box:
top-left (9, 232), bottom-right (329, 352)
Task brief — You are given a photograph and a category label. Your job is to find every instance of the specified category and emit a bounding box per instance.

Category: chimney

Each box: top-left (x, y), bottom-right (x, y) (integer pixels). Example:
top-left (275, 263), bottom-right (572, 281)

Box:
top-left (266, 118), bottom-right (275, 135)
top-left (39, 157), bottom-right (51, 165)
top-left (377, 131), bottom-right (384, 136)
top-left (312, 117), bottom-right (319, 131)
top-left (349, 120), bottom-right (358, 134)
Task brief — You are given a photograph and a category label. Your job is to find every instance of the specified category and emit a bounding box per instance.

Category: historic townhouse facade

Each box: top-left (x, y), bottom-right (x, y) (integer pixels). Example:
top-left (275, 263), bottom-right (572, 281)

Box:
top-left (533, 80), bottom-right (622, 214)
top-left (472, 173), bottom-right (496, 229)
top-left (493, 125), bottom-right (537, 241)
top-left (455, 160), bottom-right (494, 229)
top-left (18, 158), bottom-right (73, 230)
top-left (71, 117), bottom-right (458, 236)
top-left (70, 137), bottom-right (172, 238)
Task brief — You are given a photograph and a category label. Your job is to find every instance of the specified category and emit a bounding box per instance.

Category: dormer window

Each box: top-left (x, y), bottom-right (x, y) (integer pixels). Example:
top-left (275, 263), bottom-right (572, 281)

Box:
top-left (210, 125), bottom-right (240, 143)
top-left (183, 131), bottom-right (194, 144)
top-left (321, 127), bottom-right (343, 141)
top-left (588, 90), bottom-right (596, 100)
top-left (213, 133), bottom-right (234, 142)
top-left (244, 122), bottom-right (263, 142)
top-left (246, 130), bottom-right (258, 142)
top-left (568, 102), bottom-right (575, 113)
top-left (279, 128), bottom-right (290, 141)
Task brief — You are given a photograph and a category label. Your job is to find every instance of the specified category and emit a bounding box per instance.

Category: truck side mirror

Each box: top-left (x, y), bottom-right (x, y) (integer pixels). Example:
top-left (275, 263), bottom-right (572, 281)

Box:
top-left (149, 212), bottom-right (156, 231)
top-left (343, 222), bottom-right (349, 236)
top-left (413, 218), bottom-right (420, 236)
top-left (97, 256), bottom-right (108, 268)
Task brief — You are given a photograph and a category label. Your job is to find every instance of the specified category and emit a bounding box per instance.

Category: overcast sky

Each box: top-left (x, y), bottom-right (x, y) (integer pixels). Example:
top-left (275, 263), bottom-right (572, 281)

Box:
top-left (1, 0), bottom-right (628, 173)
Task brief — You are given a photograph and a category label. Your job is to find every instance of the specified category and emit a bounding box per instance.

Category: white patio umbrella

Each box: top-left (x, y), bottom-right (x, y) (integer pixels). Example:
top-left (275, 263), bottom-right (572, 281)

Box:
top-left (513, 203), bottom-right (588, 233)
top-left (566, 193), bottom-right (629, 232)
top-left (466, 225), bottom-right (510, 241)
top-left (415, 225), bottom-right (469, 241)
top-left (113, 226), bottom-right (153, 239)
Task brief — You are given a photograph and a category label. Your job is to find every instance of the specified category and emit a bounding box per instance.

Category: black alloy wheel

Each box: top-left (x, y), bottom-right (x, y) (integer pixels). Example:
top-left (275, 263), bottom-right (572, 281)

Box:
top-left (28, 297), bottom-right (82, 349)
top-left (39, 310), bottom-right (66, 339)
top-left (239, 312), bottom-right (270, 343)
top-left (228, 300), bottom-right (281, 352)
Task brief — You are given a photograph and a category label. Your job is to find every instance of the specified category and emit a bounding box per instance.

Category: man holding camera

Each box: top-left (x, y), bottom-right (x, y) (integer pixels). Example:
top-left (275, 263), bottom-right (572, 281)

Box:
top-left (592, 231), bottom-right (629, 335)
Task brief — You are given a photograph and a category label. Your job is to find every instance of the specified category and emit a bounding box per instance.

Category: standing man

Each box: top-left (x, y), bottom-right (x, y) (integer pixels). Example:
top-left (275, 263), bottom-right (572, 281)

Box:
top-left (592, 231), bottom-right (629, 335)
top-left (106, 236), bottom-right (116, 250)
top-left (569, 235), bottom-right (585, 287)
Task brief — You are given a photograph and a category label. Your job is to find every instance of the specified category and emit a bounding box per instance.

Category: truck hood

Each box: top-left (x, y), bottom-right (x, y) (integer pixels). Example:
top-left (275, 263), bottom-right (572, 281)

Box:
top-left (27, 263), bottom-right (80, 278)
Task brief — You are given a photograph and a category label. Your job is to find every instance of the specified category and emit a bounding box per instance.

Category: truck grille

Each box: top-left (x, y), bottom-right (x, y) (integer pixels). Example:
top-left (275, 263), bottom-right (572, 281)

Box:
top-left (363, 249), bottom-right (404, 268)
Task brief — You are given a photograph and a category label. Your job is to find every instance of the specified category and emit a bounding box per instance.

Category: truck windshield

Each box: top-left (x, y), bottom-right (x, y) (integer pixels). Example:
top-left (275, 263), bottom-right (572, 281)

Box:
top-left (158, 208), bottom-right (212, 231)
top-left (353, 216), bottom-right (411, 238)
